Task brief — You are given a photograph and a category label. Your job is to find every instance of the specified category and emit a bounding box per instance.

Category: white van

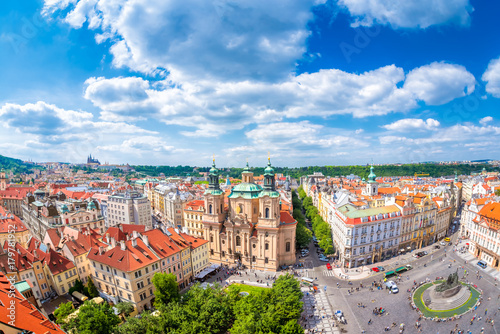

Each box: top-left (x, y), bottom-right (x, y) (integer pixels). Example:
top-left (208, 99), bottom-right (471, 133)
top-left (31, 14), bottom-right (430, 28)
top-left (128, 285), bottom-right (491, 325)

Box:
top-left (384, 281), bottom-right (399, 293)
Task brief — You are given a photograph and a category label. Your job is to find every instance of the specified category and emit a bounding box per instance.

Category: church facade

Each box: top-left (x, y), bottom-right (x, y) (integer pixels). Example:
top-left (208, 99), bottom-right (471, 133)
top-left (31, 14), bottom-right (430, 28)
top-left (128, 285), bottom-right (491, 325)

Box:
top-left (202, 159), bottom-right (297, 271)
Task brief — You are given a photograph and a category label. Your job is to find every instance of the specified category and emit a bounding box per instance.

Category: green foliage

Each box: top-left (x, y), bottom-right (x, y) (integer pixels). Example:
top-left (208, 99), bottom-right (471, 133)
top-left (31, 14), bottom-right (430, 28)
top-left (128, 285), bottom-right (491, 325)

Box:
top-left (118, 277), bottom-right (304, 334)
top-left (297, 186), bottom-right (306, 200)
top-left (86, 276), bottom-right (99, 298)
top-left (301, 195), bottom-right (335, 255)
top-left (152, 272), bottom-right (180, 308)
top-left (115, 301), bottom-right (135, 317)
top-left (292, 190), bottom-right (311, 248)
top-left (496, 189), bottom-right (500, 196)
top-left (69, 279), bottom-right (85, 296)
top-left (0, 154), bottom-right (42, 174)
top-left (133, 165), bottom-right (201, 177)
top-left (63, 300), bottom-right (120, 334)
top-left (54, 301), bottom-right (74, 323)
top-left (231, 274), bottom-right (303, 334)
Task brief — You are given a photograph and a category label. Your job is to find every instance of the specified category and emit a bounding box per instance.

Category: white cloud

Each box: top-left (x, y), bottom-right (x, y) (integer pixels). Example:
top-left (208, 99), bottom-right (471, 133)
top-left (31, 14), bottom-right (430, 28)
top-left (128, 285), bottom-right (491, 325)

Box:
top-left (382, 118), bottom-right (440, 132)
top-left (479, 116), bottom-right (493, 125)
top-left (97, 136), bottom-right (175, 153)
top-left (403, 62), bottom-right (475, 105)
top-left (482, 57), bottom-right (500, 98)
top-left (44, 0), bottom-right (315, 81)
top-left (338, 0), bottom-right (472, 29)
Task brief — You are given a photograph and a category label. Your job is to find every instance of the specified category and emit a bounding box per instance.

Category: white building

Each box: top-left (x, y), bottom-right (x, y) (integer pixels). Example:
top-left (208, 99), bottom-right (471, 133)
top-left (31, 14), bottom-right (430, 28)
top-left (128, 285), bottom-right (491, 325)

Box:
top-left (107, 191), bottom-right (152, 229)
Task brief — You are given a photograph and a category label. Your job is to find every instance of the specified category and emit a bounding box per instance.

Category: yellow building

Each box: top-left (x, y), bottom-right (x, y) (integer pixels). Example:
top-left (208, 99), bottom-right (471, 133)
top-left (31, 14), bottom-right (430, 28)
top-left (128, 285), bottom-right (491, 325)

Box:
top-left (43, 248), bottom-right (78, 296)
top-left (0, 206), bottom-right (31, 249)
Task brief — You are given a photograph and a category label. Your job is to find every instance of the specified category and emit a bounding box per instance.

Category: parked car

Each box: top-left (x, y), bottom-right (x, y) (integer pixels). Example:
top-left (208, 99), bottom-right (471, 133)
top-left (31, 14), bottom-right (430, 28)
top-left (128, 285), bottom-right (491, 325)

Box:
top-left (384, 281), bottom-right (399, 294)
top-left (434, 245), bottom-right (440, 249)
top-left (477, 260), bottom-right (487, 269)
top-left (326, 263), bottom-right (332, 270)
top-left (440, 241), bottom-right (446, 246)
top-left (371, 267), bottom-right (379, 272)
top-left (319, 258), bottom-right (329, 262)
top-left (377, 266), bottom-right (385, 271)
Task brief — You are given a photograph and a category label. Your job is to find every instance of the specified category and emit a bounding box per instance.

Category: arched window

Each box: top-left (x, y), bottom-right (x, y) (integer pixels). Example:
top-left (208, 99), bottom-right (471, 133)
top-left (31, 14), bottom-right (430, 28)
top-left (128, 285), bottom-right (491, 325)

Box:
top-left (236, 236), bottom-right (241, 246)
top-left (265, 243), bottom-right (269, 250)
top-left (209, 204), bottom-right (212, 214)
top-left (72, 219), bottom-right (76, 224)
top-left (286, 242), bottom-right (291, 252)
top-left (252, 256), bottom-right (256, 262)
top-left (265, 208), bottom-right (270, 218)
top-left (86, 216), bottom-right (89, 221)
top-left (220, 204), bottom-right (223, 213)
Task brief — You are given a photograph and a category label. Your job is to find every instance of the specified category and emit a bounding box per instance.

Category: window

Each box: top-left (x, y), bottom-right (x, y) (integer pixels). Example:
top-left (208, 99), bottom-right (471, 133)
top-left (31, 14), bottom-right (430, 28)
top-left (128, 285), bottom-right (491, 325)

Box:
top-left (286, 242), bottom-right (291, 252)
top-left (265, 207), bottom-right (270, 218)
top-left (265, 257), bottom-right (268, 264)
top-left (137, 281), bottom-right (144, 289)
top-left (210, 235), bottom-right (213, 242)
top-left (236, 236), bottom-right (241, 246)
top-left (209, 204), bottom-right (212, 214)
top-left (252, 256), bottom-right (256, 262)
top-left (265, 243), bottom-right (269, 250)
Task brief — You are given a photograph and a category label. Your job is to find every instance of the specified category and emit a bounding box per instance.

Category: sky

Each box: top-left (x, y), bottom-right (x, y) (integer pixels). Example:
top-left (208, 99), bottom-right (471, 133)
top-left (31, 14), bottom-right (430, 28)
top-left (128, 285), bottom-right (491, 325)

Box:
top-left (0, 0), bottom-right (500, 168)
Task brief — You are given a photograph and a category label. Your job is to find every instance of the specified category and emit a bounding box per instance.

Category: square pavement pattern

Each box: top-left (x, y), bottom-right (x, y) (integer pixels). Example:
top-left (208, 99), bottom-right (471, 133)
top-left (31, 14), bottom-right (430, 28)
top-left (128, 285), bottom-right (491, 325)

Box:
top-left (301, 288), bottom-right (340, 334)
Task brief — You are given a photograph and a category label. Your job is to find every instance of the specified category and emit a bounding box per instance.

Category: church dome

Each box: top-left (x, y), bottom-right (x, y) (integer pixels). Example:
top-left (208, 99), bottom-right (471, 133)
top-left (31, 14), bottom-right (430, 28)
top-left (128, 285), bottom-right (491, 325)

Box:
top-left (229, 182), bottom-right (263, 199)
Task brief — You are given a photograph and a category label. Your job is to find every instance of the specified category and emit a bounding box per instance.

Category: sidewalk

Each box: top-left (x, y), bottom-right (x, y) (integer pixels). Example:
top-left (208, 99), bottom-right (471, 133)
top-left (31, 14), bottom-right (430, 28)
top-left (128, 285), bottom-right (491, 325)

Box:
top-left (301, 288), bottom-right (340, 334)
top-left (454, 247), bottom-right (500, 281)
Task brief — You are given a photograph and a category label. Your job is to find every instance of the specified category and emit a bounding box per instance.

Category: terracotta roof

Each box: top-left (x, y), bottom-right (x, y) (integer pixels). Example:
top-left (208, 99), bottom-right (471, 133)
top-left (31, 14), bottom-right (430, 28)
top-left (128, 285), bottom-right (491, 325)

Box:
top-left (377, 187), bottom-right (401, 195)
top-left (142, 229), bottom-right (183, 258)
top-left (476, 202), bottom-right (500, 231)
top-left (45, 228), bottom-right (62, 249)
top-left (280, 211), bottom-right (297, 225)
top-left (121, 224), bottom-right (146, 235)
top-left (64, 233), bottom-right (91, 257)
top-left (44, 248), bottom-right (75, 275)
top-left (0, 272), bottom-right (65, 333)
top-left (87, 237), bottom-right (159, 272)
top-left (0, 206), bottom-right (28, 234)
top-left (184, 200), bottom-right (205, 211)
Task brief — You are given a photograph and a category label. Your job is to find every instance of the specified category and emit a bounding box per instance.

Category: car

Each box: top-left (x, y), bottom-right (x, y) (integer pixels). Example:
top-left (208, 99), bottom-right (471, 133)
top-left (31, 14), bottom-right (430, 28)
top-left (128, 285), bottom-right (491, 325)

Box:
top-left (384, 280), bottom-right (399, 294)
top-left (371, 267), bottom-right (379, 272)
top-left (440, 241), bottom-right (446, 246)
top-left (448, 242), bottom-right (452, 246)
top-left (413, 253), bottom-right (420, 258)
top-left (319, 258), bottom-right (329, 262)
top-left (326, 263), bottom-right (332, 270)
top-left (423, 251), bottom-right (428, 255)
top-left (434, 245), bottom-right (441, 249)
top-left (444, 237), bottom-right (450, 242)
top-left (477, 260), bottom-right (487, 269)
top-left (377, 266), bottom-right (385, 271)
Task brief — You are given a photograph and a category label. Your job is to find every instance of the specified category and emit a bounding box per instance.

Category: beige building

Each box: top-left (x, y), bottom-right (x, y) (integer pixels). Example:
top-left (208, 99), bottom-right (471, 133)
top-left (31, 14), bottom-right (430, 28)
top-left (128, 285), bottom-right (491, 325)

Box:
top-left (203, 159), bottom-right (297, 271)
top-left (183, 200), bottom-right (205, 237)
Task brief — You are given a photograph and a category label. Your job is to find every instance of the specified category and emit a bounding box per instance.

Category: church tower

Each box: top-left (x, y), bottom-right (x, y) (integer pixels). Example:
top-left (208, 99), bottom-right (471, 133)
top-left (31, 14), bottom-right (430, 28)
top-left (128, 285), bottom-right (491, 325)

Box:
top-left (0, 169), bottom-right (7, 191)
top-left (202, 159), bottom-right (226, 260)
top-left (258, 157), bottom-right (280, 228)
top-left (366, 165), bottom-right (378, 196)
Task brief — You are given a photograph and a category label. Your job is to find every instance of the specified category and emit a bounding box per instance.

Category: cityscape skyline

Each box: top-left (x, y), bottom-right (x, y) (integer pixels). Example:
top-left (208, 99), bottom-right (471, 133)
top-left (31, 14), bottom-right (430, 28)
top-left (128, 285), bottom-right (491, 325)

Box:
top-left (1, 1), bottom-right (500, 167)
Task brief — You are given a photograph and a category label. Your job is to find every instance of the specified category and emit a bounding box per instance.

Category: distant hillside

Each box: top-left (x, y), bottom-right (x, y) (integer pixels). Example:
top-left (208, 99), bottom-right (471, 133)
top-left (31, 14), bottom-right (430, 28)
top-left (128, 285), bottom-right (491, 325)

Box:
top-left (0, 154), bottom-right (38, 173)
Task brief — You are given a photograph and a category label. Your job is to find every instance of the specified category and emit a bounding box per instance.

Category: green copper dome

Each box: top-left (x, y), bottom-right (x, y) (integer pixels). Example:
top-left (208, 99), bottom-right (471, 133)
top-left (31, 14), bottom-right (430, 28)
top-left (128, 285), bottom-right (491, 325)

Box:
top-left (228, 182), bottom-right (263, 199)
top-left (368, 165), bottom-right (377, 183)
top-left (88, 201), bottom-right (96, 210)
top-left (243, 161), bottom-right (251, 172)
top-left (209, 161), bottom-right (218, 175)
top-left (60, 204), bottom-right (69, 213)
top-left (264, 159), bottom-right (274, 175)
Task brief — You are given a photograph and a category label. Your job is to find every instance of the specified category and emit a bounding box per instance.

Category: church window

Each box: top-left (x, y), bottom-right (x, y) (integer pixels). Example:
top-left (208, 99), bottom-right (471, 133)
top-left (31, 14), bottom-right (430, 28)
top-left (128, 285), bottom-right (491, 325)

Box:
top-left (236, 236), bottom-right (241, 246)
top-left (265, 257), bottom-right (268, 264)
top-left (252, 256), bottom-right (256, 262)
top-left (86, 216), bottom-right (89, 221)
top-left (265, 243), bottom-right (269, 250)
top-left (210, 249), bottom-right (214, 255)
top-left (209, 205), bottom-right (212, 214)
top-left (286, 242), bottom-right (290, 252)
top-left (220, 204), bottom-right (223, 213)
top-left (265, 208), bottom-right (269, 218)
top-left (210, 235), bottom-right (213, 242)
top-left (252, 244), bottom-right (256, 248)
top-left (222, 251), bottom-right (225, 257)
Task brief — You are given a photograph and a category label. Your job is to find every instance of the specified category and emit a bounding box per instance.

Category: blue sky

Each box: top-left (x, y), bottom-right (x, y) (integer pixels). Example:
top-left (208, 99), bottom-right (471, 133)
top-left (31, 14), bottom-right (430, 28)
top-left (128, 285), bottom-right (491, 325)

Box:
top-left (1, 0), bottom-right (500, 167)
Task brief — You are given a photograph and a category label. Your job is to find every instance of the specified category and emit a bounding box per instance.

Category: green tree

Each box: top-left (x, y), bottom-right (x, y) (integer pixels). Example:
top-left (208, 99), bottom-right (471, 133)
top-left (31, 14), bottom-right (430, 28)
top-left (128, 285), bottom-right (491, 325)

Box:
top-left (496, 189), bottom-right (500, 196)
top-left (86, 276), bottom-right (99, 298)
top-left (69, 279), bottom-right (84, 296)
top-left (64, 300), bottom-right (120, 334)
top-left (115, 311), bottom-right (163, 334)
top-left (152, 272), bottom-right (180, 308)
top-left (54, 301), bottom-right (75, 324)
top-left (115, 301), bottom-right (135, 317)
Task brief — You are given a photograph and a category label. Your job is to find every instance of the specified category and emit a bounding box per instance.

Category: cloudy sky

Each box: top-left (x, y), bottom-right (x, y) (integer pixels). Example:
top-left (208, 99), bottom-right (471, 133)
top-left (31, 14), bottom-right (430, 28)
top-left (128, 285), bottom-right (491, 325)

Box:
top-left (1, 0), bottom-right (499, 167)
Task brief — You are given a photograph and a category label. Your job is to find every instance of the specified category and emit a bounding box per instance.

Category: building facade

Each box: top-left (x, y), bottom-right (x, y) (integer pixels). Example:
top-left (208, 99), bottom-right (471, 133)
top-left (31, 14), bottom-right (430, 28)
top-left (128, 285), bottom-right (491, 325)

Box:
top-left (107, 191), bottom-right (152, 229)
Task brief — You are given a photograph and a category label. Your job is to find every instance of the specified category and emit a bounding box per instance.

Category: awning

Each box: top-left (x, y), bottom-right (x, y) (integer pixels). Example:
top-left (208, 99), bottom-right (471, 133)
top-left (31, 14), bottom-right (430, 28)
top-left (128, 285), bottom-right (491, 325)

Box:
top-left (407, 246), bottom-right (411, 249)
top-left (400, 249), bottom-right (405, 252)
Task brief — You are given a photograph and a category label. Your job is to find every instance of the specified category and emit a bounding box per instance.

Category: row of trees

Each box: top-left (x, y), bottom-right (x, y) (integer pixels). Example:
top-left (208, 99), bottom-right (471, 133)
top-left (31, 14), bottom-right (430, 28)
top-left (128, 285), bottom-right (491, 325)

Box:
top-left (292, 190), bottom-right (312, 249)
top-left (55, 272), bottom-right (304, 334)
top-left (298, 186), bottom-right (334, 255)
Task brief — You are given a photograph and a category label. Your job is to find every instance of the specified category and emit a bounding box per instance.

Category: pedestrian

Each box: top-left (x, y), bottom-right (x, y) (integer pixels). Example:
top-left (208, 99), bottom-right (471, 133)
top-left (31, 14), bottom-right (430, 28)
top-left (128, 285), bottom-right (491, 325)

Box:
top-left (485, 309), bottom-right (487, 315)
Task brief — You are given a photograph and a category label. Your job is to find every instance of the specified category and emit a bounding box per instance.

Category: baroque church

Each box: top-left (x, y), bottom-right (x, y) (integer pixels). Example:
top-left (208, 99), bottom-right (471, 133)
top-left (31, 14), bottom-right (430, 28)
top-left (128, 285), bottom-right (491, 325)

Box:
top-left (202, 158), bottom-right (297, 271)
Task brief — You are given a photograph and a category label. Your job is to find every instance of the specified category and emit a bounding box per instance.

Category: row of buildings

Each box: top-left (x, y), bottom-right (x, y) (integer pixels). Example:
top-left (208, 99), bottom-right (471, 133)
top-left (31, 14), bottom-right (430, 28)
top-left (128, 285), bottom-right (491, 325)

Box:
top-left (303, 167), bottom-right (461, 268)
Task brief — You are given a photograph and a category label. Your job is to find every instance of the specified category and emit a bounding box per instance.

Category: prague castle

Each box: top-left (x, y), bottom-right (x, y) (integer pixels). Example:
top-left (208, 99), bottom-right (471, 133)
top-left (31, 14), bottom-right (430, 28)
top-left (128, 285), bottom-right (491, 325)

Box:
top-left (202, 158), bottom-right (297, 271)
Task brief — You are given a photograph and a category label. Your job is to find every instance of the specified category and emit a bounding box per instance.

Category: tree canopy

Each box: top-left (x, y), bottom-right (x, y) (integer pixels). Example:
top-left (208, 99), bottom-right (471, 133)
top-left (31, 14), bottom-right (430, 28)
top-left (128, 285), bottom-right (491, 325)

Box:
top-left (63, 300), bottom-right (120, 334)
top-left (152, 272), bottom-right (181, 308)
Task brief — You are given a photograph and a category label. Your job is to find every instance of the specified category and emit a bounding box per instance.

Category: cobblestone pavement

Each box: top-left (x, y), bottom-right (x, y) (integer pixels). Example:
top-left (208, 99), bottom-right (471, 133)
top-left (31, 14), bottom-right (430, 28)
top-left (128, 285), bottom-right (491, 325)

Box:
top-left (301, 288), bottom-right (340, 334)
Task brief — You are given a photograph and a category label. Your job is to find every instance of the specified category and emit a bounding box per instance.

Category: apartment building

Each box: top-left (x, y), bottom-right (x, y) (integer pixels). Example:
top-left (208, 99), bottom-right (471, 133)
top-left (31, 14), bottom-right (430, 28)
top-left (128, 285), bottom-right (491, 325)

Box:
top-left (43, 248), bottom-right (78, 296)
top-left (107, 191), bottom-right (152, 229)
top-left (183, 200), bottom-right (205, 237)
top-left (0, 206), bottom-right (31, 248)
top-left (331, 204), bottom-right (402, 268)
top-left (88, 236), bottom-right (160, 312)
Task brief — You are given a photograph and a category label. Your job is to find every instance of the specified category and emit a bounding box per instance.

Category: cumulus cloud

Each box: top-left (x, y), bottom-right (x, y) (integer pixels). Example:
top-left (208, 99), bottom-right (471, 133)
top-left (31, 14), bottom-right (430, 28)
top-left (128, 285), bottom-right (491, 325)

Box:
top-left (482, 57), bottom-right (500, 98)
top-left (403, 62), bottom-right (475, 105)
top-left (382, 118), bottom-right (440, 132)
top-left (338, 0), bottom-right (472, 29)
top-left (479, 116), bottom-right (493, 125)
top-left (44, 0), bottom-right (315, 81)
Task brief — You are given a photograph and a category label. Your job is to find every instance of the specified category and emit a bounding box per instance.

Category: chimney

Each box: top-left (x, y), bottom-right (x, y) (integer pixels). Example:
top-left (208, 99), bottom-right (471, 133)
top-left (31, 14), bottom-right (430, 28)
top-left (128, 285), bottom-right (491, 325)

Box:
top-left (120, 240), bottom-right (126, 251)
top-left (131, 238), bottom-right (137, 248)
top-left (132, 231), bottom-right (139, 239)
top-left (46, 243), bottom-right (51, 250)
top-left (110, 237), bottom-right (116, 248)
top-left (99, 246), bottom-right (104, 255)
top-left (142, 235), bottom-right (149, 247)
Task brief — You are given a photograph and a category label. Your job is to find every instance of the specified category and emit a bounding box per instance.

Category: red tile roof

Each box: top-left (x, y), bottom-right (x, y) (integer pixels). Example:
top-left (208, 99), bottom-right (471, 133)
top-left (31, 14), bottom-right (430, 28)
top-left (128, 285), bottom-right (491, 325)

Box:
top-left (44, 248), bottom-right (76, 275)
top-left (0, 206), bottom-right (28, 234)
top-left (184, 200), bottom-right (205, 211)
top-left (0, 272), bottom-right (65, 333)
top-left (87, 238), bottom-right (159, 272)
top-left (141, 229), bottom-right (182, 258)
top-left (280, 211), bottom-right (297, 225)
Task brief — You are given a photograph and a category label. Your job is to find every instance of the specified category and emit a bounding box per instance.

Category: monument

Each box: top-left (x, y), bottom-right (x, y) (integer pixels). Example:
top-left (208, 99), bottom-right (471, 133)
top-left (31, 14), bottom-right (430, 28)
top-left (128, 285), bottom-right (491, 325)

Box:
top-left (434, 271), bottom-right (462, 297)
top-left (423, 271), bottom-right (470, 311)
